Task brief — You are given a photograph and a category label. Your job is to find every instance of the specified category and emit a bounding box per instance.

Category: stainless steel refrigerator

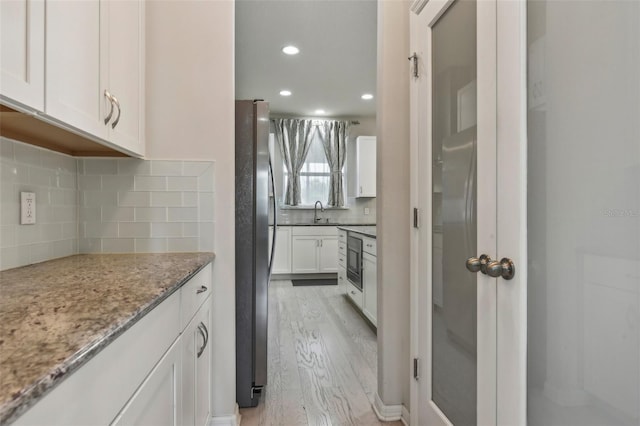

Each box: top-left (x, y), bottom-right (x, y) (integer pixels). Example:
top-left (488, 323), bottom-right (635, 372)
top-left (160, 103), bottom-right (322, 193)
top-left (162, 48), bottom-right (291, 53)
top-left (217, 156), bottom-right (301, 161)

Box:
top-left (235, 100), bottom-right (277, 408)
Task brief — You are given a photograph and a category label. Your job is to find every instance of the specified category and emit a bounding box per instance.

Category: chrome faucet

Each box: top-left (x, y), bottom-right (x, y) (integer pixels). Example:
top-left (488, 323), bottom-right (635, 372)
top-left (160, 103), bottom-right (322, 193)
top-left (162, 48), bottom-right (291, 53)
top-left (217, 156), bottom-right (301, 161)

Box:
top-left (314, 200), bottom-right (324, 223)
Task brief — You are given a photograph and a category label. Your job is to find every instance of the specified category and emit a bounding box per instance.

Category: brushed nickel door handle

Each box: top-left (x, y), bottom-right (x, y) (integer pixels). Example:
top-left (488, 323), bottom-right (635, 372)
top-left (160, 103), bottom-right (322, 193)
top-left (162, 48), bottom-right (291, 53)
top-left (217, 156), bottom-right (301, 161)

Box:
top-left (111, 94), bottom-right (121, 129)
top-left (466, 254), bottom-right (491, 274)
top-left (104, 90), bottom-right (114, 124)
top-left (486, 258), bottom-right (516, 280)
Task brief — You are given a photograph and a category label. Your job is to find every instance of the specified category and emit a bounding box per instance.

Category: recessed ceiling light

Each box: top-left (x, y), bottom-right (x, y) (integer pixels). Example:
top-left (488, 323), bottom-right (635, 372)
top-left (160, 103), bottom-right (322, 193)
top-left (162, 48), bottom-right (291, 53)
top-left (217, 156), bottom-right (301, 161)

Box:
top-left (315, 109), bottom-right (326, 115)
top-left (282, 45), bottom-right (300, 55)
top-left (361, 93), bottom-right (374, 100)
top-left (279, 90), bottom-right (292, 96)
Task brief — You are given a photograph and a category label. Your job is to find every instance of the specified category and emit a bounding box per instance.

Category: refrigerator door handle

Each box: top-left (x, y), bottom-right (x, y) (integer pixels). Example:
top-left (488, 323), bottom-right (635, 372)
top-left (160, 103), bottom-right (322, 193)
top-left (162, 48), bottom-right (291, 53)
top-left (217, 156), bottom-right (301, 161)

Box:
top-left (268, 156), bottom-right (277, 282)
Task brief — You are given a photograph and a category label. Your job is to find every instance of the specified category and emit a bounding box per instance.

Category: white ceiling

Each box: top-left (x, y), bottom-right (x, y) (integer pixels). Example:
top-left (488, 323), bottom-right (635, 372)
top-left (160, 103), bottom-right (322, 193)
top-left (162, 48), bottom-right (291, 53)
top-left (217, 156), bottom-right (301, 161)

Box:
top-left (235, 0), bottom-right (377, 118)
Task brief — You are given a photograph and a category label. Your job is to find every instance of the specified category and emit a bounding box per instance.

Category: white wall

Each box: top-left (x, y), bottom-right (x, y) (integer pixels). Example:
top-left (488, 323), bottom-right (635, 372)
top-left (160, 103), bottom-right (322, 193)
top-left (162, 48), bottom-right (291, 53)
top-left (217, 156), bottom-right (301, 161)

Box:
top-left (146, 0), bottom-right (236, 420)
top-left (376, 0), bottom-right (411, 413)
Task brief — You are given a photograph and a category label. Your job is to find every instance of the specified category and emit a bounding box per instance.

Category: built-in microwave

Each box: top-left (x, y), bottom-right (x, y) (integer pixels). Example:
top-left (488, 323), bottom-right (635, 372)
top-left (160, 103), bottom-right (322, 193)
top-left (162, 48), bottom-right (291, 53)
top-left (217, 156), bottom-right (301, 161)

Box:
top-left (346, 234), bottom-right (363, 291)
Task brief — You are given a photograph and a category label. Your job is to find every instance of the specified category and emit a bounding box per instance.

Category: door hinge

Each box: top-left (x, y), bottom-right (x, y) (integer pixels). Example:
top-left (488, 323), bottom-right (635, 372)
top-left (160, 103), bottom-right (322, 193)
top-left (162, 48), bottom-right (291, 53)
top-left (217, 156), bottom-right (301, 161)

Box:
top-left (408, 52), bottom-right (419, 78)
top-left (413, 207), bottom-right (419, 228)
top-left (413, 358), bottom-right (420, 380)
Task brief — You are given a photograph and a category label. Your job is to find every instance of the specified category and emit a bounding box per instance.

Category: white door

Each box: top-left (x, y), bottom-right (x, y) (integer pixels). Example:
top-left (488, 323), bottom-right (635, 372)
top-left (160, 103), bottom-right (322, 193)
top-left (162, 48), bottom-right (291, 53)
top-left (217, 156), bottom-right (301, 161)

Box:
top-left (291, 236), bottom-right (319, 273)
top-left (318, 236), bottom-right (339, 272)
top-left (411, 0), bottom-right (640, 425)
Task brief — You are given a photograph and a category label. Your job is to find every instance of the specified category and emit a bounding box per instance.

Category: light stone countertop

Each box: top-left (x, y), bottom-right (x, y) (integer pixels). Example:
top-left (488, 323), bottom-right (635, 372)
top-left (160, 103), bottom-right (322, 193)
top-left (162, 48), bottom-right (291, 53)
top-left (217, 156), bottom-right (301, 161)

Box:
top-left (0, 252), bottom-right (215, 425)
top-left (337, 225), bottom-right (377, 238)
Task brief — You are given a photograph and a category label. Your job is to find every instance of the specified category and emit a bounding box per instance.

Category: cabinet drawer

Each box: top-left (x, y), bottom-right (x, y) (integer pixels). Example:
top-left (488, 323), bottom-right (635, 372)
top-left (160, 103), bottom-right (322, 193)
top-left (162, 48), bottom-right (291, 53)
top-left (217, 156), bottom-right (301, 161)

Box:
top-left (338, 267), bottom-right (347, 285)
top-left (338, 230), bottom-right (347, 243)
top-left (338, 251), bottom-right (346, 269)
top-left (362, 236), bottom-right (376, 256)
top-left (291, 226), bottom-right (338, 236)
top-left (338, 241), bottom-right (346, 256)
top-left (181, 263), bottom-right (212, 330)
top-left (346, 282), bottom-right (363, 309)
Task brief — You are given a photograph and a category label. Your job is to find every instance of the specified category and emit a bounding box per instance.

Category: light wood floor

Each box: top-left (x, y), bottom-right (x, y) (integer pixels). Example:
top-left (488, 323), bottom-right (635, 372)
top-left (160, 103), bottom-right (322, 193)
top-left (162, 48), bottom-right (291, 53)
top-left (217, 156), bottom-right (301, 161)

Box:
top-left (239, 280), bottom-right (402, 426)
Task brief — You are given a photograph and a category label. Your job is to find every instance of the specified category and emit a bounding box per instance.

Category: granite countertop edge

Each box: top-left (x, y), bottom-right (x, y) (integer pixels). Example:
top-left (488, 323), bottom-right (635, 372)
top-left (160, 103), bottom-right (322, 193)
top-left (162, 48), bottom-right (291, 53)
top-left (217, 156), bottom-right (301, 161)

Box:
top-left (336, 225), bottom-right (377, 238)
top-left (0, 253), bottom-right (214, 426)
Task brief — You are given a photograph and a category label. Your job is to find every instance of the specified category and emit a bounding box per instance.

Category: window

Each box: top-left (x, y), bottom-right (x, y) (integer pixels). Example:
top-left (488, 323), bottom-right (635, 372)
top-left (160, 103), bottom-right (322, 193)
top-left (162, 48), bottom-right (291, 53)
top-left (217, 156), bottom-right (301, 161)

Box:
top-left (283, 135), bottom-right (343, 206)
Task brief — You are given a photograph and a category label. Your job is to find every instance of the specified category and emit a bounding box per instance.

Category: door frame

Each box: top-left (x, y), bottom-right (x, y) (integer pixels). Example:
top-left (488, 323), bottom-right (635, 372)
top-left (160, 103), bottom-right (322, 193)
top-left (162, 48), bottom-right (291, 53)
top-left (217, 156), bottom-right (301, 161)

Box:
top-left (409, 0), bottom-right (527, 424)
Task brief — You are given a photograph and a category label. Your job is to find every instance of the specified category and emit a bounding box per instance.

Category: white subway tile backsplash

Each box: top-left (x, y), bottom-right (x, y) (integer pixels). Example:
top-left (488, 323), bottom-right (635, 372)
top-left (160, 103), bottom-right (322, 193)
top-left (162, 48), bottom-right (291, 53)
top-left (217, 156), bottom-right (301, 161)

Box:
top-left (168, 176), bottom-right (197, 191)
top-left (79, 238), bottom-right (102, 253)
top-left (118, 191), bottom-right (151, 207)
top-left (199, 192), bottom-right (215, 221)
top-left (84, 191), bottom-right (117, 207)
top-left (183, 223), bottom-right (198, 237)
top-left (151, 191), bottom-right (182, 207)
top-left (13, 142), bottom-right (41, 166)
top-left (183, 192), bottom-right (198, 207)
top-left (1, 140), bottom-right (216, 269)
top-left (135, 238), bottom-right (167, 253)
top-left (82, 159), bottom-right (118, 175)
top-left (151, 222), bottom-right (183, 238)
top-left (78, 175), bottom-right (102, 190)
top-left (135, 176), bottom-right (167, 191)
top-left (167, 237), bottom-right (198, 252)
top-left (119, 222), bottom-right (151, 238)
top-left (102, 175), bottom-right (134, 191)
top-left (85, 222), bottom-right (118, 238)
top-left (134, 207), bottom-right (167, 222)
top-left (168, 207), bottom-right (198, 222)
top-left (117, 159), bottom-right (151, 175)
top-left (0, 226), bottom-right (15, 248)
top-left (0, 138), bottom-right (14, 159)
top-left (151, 161), bottom-right (183, 176)
top-left (102, 206), bottom-right (135, 222)
top-left (102, 238), bottom-right (135, 253)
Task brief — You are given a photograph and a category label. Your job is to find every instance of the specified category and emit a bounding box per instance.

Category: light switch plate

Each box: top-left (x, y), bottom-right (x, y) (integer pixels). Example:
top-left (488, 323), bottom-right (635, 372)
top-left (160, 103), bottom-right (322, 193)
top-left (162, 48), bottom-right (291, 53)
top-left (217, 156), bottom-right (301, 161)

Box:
top-left (364, 207), bottom-right (370, 215)
top-left (20, 192), bottom-right (36, 224)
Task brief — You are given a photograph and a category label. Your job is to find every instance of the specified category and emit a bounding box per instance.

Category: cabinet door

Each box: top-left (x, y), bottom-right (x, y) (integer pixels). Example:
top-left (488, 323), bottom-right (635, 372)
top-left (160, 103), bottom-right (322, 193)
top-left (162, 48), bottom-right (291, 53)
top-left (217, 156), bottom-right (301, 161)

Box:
top-left (106, 0), bottom-right (144, 156)
top-left (181, 299), bottom-right (211, 426)
top-left (356, 136), bottom-right (376, 197)
top-left (291, 236), bottom-right (319, 273)
top-left (194, 302), bottom-right (211, 426)
top-left (0, 0), bottom-right (44, 110)
top-left (112, 339), bottom-right (182, 426)
top-left (362, 253), bottom-right (377, 325)
top-left (46, 0), bottom-right (108, 139)
top-left (318, 236), bottom-right (338, 273)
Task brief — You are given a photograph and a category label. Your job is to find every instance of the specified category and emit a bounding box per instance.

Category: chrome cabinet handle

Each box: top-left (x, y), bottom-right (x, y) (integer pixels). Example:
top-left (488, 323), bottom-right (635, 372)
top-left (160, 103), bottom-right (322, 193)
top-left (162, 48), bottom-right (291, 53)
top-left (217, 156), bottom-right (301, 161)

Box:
top-left (104, 90), bottom-right (114, 124)
top-left (486, 258), bottom-right (516, 280)
top-left (196, 285), bottom-right (208, 294)
top-left (111, 94), bottom-right (121, 129)
top-left (197, 322), bottom-right (209, 358)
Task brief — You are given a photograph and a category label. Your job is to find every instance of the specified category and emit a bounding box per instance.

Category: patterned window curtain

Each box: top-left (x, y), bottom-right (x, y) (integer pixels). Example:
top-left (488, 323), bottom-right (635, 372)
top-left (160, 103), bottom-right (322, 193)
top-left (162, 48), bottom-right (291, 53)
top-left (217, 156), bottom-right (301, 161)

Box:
top-left (317, 120), bottom-right (350, 207)
top-left (272, 118), bottom-right (316, 206)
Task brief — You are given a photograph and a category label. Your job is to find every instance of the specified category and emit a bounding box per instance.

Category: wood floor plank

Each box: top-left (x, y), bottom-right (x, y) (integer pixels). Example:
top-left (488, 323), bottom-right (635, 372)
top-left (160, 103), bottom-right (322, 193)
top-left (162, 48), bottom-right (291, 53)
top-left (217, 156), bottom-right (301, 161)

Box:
top-left (240, 280), bottom-right (391, 426)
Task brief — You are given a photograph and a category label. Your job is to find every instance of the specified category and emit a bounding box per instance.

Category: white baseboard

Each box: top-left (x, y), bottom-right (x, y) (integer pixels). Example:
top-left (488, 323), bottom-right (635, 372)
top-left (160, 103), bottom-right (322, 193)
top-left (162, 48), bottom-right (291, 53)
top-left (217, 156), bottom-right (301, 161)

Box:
top-left (372, 392), bottom-right (404, 422)
top-left (401, 405), bottom-right (410, 425)
top-left (210, 404), bottom-right (241, 426)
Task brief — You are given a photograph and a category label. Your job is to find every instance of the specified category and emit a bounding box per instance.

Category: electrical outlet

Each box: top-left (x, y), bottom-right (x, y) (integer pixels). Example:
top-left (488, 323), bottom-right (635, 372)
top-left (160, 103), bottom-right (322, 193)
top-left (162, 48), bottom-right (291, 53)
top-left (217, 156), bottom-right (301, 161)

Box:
top-left (364, 207), bottom-right (370, 215)
top-left (20, 192), bottom-right (36, 225)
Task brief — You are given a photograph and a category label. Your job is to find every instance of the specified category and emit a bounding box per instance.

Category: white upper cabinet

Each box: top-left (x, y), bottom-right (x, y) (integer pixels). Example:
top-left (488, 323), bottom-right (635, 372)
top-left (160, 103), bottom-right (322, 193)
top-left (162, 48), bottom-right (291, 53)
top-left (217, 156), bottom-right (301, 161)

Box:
top-left (0, 0), bottom-right (45, 111)
top-left (46, 0), bottom-right (107, 139)
top-left (104, 0), bottom-right (144, 155)
top-left (355, 136), bottom-right (376, 197)
top-left (45, 0), bottom-right (144, 156)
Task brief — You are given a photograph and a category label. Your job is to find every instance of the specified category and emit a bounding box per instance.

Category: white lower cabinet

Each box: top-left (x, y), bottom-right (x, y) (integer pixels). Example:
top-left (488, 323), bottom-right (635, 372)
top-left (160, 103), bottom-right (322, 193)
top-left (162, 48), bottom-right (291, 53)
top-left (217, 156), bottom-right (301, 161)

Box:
top-left (362, 252), bottom-right (377, 325)
top-left (112, 338), bottom-right (182, 426)
top-left (13, 264), bottom-right (213, 426)
top-left (181, 300), bottom-right (212, 426)
top-left (291, 226), bottom-right (338, 273)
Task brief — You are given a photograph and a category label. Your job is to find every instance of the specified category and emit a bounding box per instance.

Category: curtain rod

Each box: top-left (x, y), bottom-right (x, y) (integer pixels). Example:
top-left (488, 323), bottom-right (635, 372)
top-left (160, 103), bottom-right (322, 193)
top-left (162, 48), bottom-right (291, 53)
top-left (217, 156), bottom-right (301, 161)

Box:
top-left (271, 117), bottom-right (360, 125)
